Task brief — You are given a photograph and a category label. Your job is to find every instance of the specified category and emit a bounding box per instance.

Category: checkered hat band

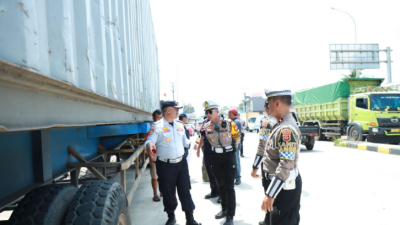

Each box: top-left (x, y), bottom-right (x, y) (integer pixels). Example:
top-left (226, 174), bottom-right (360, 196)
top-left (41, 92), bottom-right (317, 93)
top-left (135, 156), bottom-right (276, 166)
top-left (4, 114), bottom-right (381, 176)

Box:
top-left (265, 90), bottom-right (291, 98)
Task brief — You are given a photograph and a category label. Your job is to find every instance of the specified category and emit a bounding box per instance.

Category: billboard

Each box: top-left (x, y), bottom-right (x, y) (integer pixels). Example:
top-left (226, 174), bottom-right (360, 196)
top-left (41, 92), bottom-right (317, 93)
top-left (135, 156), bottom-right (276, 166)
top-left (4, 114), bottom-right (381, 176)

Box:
top-left (330, 44), bottom-right (380, 70)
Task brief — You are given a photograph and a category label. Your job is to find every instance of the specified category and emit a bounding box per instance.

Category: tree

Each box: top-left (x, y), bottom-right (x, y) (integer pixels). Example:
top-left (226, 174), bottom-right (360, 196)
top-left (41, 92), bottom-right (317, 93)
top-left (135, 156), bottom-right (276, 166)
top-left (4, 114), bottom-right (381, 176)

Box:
top-left (237, 103), bottom-right (244, 112)
top-left (342, 69), bottom-right (373, 78)
top-left (220, 106), bottom-right (229, 116)
top-left (183, 104), bottom-right (195, 114)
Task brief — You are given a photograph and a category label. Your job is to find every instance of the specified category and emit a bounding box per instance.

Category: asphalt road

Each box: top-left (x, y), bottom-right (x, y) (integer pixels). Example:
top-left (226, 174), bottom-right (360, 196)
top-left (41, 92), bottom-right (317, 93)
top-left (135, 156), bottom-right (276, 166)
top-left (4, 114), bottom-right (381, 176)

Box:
top-left (128, 132), bottom-right (400, 225)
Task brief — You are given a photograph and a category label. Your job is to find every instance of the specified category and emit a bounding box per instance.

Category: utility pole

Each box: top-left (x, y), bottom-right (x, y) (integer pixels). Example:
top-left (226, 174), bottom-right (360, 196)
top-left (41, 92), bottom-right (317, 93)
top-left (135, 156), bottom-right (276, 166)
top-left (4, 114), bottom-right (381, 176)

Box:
top-left (172, 83), bottom-right (175, 101)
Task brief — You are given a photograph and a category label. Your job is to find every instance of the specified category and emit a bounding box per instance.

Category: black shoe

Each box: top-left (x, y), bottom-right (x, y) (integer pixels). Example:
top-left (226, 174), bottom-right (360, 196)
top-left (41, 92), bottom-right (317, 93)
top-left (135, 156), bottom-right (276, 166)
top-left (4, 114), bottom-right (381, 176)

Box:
top-left (215, 210), bottom-right (227, 219)
top-left (234, 180), bottom-right (241, 185)
top-left (217, 197), bottom-right (221, 203)
top-left (240, 154), bottom-right (244, 157)
top-left (185, 211), bottom-right (201, 225)
top-left (205, 193), bottom-right (218, 199)
top-left (223, 216), bottom-right (234, 225)
top-left (166, 213), bottom-right (176, 225)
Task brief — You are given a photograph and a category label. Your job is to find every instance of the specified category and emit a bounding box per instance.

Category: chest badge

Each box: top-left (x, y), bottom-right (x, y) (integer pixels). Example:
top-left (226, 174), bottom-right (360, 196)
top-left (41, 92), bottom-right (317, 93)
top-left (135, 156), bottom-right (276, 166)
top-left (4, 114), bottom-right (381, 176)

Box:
top-left (166, 138), bottom-right (171, 142)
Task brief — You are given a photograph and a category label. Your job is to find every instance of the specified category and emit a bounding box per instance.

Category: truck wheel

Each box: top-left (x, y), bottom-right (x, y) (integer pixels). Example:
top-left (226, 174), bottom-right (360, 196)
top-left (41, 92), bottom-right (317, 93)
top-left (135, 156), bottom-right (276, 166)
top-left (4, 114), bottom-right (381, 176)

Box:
top-left (349, 126), bottom-right (364, 141)
top-left (306, 144), bottom-right (314, 150)
top-left (8, 184), bottom-right (77, 225)
top-left (64, 180), bottom-right (130, 225)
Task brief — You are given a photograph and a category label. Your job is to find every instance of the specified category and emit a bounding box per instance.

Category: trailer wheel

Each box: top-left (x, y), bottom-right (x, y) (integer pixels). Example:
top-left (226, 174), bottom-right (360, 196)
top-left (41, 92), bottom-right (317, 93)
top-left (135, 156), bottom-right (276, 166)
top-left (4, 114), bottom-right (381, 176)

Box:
top-left (8, 184), bottom-right (77, 225)
top-left (306, 144), bottom-right (314, 150)
top-left (64, 180), bottom-right (130, 225)
top-left (349, 126), bottom-right (364, 141)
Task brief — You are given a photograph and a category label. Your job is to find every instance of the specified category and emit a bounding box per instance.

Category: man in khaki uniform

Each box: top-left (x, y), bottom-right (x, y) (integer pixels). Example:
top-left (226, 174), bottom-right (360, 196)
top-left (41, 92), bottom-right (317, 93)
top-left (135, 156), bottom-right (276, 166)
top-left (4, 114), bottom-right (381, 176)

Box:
top-left (260, 90), bottom-right (302, 225)
top-left (203, 100), bottom-right (241, 225)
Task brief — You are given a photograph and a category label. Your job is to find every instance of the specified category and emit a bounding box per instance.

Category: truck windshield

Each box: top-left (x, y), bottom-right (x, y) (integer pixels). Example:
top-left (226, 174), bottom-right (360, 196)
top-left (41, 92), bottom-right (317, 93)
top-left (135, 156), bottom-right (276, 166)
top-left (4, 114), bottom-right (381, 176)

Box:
top-left (370, 94), bottom-right (400, 111)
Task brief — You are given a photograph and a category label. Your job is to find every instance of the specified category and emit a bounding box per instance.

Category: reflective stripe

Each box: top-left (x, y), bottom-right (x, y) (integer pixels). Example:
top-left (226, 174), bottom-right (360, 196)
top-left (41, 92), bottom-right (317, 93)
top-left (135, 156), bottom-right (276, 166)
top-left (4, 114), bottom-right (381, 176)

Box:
top-left (266, 176), bottom-right (284, 198)
top-left (253, 154), bottom-right (263, 169)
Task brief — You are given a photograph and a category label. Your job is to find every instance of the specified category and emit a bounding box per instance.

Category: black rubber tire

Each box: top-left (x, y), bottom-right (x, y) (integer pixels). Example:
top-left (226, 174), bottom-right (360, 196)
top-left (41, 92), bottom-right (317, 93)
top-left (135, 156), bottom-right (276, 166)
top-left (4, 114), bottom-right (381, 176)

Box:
top-left (63, 180), bottom-right (131, 225)
top-left (306, 144), bottom-right (314, 150)
top-left (318, 129), bottom-right (326, 141)
top-left (8, 184), bottom-right (77, 225)
top-left (349, 126), bottom-right (364, 141)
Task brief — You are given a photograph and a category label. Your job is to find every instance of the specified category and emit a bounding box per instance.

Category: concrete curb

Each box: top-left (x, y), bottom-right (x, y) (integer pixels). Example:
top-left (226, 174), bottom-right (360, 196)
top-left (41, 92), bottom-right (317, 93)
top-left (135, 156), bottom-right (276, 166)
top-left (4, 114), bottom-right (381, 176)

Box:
top-left (338, 141), bottom-right (400, 155)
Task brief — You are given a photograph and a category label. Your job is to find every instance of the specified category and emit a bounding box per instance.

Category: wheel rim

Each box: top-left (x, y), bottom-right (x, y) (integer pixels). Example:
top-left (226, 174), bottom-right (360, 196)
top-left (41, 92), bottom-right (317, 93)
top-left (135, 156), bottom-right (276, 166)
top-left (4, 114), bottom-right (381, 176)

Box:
top-left (351, 129), bottom-right (359, 140)
top-left (119, 213), bottom-right (128, 225)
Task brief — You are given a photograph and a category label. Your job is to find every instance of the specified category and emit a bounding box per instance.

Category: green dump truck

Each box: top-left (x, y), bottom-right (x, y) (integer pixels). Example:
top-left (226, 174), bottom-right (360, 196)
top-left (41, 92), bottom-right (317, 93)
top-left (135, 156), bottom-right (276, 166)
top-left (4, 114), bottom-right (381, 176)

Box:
top-left (294, 78), bottom-right (400, 144)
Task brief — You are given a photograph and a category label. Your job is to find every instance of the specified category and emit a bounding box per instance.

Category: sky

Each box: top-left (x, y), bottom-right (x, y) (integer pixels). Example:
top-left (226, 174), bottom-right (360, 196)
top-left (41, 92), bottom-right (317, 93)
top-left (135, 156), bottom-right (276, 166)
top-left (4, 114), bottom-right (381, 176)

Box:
top-left (148, 0), bottom-right (400, 116)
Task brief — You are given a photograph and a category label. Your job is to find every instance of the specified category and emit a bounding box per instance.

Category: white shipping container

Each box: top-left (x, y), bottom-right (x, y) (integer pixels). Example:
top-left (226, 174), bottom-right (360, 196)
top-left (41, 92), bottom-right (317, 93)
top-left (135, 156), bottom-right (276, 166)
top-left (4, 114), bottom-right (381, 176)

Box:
top-left (0, 0), bottom-right (160, 132)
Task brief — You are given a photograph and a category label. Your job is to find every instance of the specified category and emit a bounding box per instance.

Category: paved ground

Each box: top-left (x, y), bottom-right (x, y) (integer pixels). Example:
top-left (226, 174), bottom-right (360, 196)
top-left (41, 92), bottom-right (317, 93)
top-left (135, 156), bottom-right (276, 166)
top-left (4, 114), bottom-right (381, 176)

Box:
top-left (129, 133), bottom-right (400, 225)
top-left (2, 133), bottom-right (400, 224)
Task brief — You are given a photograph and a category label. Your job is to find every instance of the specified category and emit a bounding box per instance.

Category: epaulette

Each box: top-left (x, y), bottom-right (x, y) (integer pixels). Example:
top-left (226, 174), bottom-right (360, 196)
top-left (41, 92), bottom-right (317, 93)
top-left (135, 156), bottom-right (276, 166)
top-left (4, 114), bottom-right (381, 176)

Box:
top-left (175, 120), bottom-right (183, 124)
top-left (154, 120), bottom-right (162, 125)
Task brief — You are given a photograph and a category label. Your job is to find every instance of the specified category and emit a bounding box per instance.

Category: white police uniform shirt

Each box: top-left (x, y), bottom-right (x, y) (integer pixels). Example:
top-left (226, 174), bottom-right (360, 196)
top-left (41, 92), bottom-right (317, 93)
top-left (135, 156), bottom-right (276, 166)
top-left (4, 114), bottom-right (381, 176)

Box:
top-left (144, 118), bottom-right (190, 159)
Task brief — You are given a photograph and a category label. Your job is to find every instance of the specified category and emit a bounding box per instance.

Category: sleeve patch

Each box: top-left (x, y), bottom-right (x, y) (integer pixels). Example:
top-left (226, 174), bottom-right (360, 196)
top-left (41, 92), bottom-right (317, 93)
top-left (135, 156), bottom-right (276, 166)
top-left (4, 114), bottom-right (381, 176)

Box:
top-left (277, 128), bottom-right (297, 160)
top-left (230, 121), bottom-right (241, 139)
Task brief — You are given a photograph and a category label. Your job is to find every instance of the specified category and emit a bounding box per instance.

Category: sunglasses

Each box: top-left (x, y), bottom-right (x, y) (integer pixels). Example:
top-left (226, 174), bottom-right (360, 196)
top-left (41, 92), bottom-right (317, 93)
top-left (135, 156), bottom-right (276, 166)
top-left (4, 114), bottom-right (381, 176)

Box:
top-left (205, 109), bottom-right (214, 115)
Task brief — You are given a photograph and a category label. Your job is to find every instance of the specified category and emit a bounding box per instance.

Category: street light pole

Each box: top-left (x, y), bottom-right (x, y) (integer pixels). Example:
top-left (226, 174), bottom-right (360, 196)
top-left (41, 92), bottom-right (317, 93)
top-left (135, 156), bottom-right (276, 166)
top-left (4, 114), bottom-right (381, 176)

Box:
top-left (331, 7), bottom-right (357, 43)
top-left (331, 7), bottom-right (359, 77)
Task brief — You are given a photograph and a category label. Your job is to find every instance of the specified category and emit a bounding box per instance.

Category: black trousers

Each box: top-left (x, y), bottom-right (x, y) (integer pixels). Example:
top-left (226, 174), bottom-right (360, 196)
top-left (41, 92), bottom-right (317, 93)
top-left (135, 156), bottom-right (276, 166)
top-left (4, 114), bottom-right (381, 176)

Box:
top-left (203, 146), bottom-right (219, 196)
top-left (262, 170), bottom-right (302, 225)
top-left (156, 158), bottom-right (195, 213)
top-left (240, 133), bottom-right (245, 155)
top-left (211, 151), bottom-right (236, 217)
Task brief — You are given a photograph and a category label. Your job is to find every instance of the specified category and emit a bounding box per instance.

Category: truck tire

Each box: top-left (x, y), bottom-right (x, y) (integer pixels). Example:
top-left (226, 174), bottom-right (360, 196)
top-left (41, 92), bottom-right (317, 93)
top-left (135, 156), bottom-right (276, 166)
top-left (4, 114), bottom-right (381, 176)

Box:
top-left (306, 144), bottom-right (314, 150)
top-left (349, 126), bottom-right (365, 141)
top-left (64, 180), bottom-right (130, 225)
top-left (8, 184), bottom-right (77, 225)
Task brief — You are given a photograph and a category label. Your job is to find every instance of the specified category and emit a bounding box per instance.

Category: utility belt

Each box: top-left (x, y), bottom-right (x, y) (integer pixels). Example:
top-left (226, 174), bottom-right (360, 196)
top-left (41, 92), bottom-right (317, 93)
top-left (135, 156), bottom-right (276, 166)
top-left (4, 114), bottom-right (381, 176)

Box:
top-left (261, 164), bottom-right (299, 191)
top-left (212, 146), bottom-right (233, 154)
top-left (262, 168), bottom-right (299, 180)
top-left (157, 156), bottom-right (183, 164)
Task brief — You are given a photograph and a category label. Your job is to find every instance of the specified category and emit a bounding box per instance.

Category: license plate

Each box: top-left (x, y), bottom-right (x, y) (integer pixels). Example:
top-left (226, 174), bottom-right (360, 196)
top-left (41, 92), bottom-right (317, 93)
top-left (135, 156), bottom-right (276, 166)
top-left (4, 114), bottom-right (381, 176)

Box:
top-left (391, 129), bottom-right (400, 132)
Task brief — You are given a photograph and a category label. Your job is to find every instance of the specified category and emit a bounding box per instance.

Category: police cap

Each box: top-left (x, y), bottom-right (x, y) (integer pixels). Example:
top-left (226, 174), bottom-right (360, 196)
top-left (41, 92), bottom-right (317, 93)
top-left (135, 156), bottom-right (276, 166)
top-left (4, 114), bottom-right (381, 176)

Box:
top-left (203, 100), bottom-right (219, 111)
top-left (161, 101), bottom-right (182, 110)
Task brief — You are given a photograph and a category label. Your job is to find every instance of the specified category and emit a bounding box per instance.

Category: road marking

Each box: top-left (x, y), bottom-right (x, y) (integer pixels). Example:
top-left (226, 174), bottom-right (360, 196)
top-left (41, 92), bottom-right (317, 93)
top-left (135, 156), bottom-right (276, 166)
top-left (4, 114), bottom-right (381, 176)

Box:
top-left (378, 147), bottom-right (390, 154)
top-left (357, 144), bottom-right (367, 150)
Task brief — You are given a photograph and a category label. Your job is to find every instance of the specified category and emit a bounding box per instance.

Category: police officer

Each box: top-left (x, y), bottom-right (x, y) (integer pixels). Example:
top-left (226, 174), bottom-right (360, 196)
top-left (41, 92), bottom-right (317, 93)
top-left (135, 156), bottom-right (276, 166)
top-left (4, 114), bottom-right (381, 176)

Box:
top-left (250, 102), bottom-right (278, 224)
top-left (260, 90), bottom-right (302, 225)
top-left (228, 108), bottom-right (242, 185)
top-left (203, 100), bottom-right (241, 225)
top-left (195, 117), bottom-right (220, 202)
top-left (145, 101), bottom-right (201, 225)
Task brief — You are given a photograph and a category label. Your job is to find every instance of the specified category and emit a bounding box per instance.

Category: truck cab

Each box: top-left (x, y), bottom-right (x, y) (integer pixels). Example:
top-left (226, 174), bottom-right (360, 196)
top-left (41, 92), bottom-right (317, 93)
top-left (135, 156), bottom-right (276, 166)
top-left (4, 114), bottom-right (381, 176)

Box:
top-left (349, 91), bottom-right (400, 144)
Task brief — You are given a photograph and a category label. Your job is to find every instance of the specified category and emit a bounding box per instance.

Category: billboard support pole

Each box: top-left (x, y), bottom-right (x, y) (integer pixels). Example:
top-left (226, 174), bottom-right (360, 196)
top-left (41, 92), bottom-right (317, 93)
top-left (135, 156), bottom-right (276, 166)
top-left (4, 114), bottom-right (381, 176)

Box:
top-left (386, 46), bottom-right (392, 83)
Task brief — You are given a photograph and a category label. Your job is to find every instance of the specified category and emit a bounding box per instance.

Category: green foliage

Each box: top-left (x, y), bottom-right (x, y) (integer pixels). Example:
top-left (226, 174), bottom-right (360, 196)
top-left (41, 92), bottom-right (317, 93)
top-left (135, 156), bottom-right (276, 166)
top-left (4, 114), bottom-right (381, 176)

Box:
top-left (237, 103), bottom-right (244, 111)
top-left (183, 104), bottom-right (195, 114)
top-left (220, 106), bottom-right (229, 115)
top-left (332, 137), bottom-right (341, 146)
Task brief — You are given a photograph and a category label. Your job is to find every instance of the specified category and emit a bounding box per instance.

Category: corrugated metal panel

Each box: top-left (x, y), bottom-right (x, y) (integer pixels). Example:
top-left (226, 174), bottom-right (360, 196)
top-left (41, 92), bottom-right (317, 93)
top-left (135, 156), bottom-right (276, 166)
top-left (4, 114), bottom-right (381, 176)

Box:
top-left (0, 0), bottom-right (160, 114)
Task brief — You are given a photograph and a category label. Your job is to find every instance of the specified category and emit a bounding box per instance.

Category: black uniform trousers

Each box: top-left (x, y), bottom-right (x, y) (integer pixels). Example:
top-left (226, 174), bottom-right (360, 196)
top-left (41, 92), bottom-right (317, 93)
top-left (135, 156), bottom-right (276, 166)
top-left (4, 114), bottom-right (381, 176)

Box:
top-left (156, 157), bottom-right (195, 213)
top-left (202, 143), bottom-right (219, 196)
top-left (240, 133), bottom-right (245, 155)
top-left (211, 151), bottom-right (237, 217)
top-left (261, 166), bottom-right (302, 225)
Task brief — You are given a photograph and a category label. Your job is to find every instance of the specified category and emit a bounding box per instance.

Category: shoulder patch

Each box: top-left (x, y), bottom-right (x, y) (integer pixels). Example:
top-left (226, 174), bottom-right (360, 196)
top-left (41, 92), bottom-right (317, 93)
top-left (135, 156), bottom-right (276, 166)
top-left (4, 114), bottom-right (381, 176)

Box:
top-left (277, 128), bottom-right (297, 161)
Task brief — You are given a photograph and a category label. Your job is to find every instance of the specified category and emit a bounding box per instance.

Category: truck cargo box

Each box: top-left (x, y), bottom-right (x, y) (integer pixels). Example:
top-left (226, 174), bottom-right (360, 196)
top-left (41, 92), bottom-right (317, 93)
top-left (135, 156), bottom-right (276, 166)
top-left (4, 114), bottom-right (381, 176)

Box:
top-left (0, 0), bottom-right (160, 132)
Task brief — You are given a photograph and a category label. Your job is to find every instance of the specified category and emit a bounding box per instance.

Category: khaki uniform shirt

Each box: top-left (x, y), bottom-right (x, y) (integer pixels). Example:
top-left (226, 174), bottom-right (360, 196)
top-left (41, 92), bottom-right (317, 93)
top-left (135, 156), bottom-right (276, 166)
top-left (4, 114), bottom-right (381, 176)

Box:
top-left (205, 118), bottom-right (241, 148)
top-left (262, 113), bottom-right (301, 181)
